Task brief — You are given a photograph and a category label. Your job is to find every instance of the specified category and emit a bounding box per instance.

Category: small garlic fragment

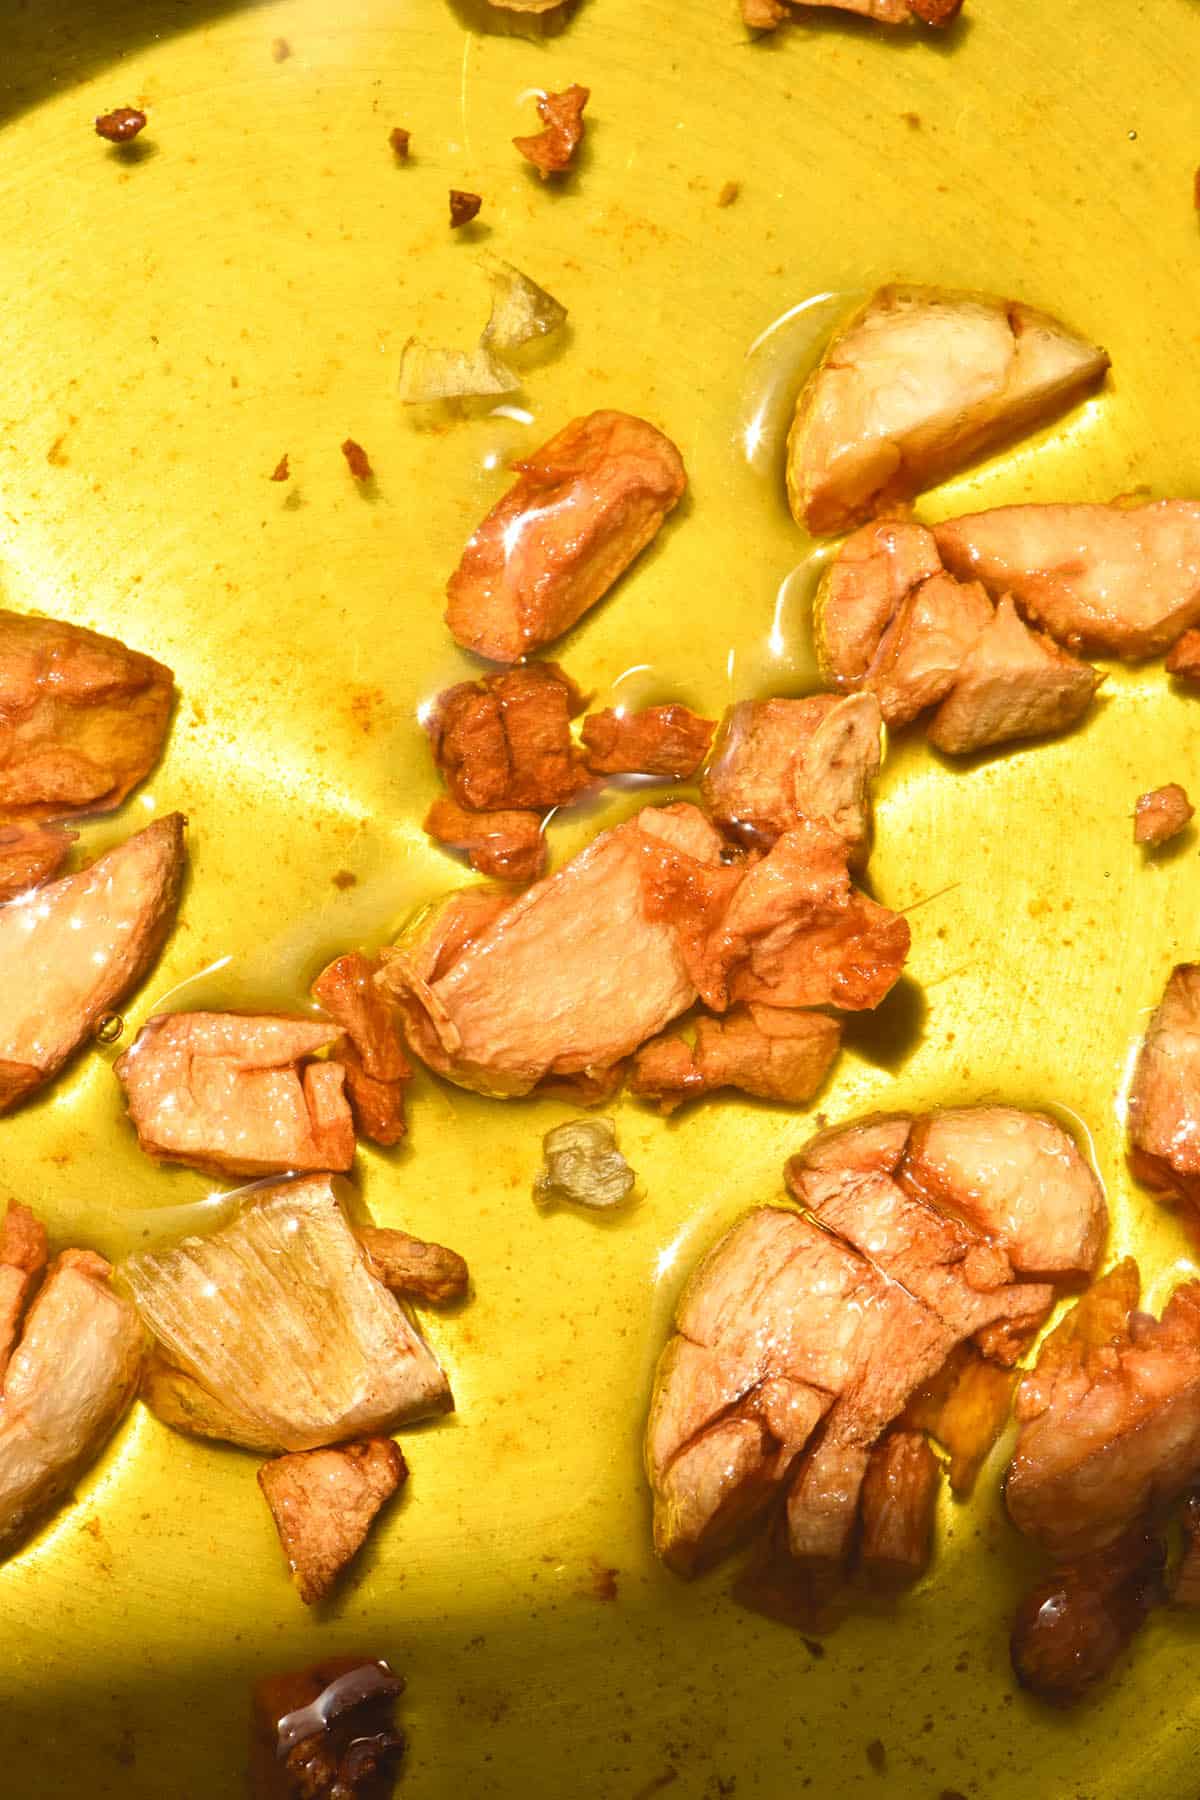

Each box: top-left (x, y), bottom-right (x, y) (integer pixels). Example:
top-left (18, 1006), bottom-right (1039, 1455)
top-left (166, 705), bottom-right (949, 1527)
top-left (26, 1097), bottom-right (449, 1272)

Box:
top-left (397, 339), bottom-right (520, 404)
top-left (397, 258), bottom-right (567, 405)
top-left (534, 1117), bottom-right (636, 1211)
top-left (480, 255), bottom-right (568, 352)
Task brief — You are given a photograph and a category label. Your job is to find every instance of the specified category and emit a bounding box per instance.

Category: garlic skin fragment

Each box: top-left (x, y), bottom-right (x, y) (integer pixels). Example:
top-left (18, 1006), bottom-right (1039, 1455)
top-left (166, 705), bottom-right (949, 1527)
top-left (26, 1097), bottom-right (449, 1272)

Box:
top-left (479, 256), bottom-right (568, 351)
top-left (398, 258), bottom-right (567, 403)
top-left (534, 1117), bottom-right (637, 1211)
top-left (122, 1175), bottom-right (452, 1452)
top-left (397, 339), bottom-right (521, 404)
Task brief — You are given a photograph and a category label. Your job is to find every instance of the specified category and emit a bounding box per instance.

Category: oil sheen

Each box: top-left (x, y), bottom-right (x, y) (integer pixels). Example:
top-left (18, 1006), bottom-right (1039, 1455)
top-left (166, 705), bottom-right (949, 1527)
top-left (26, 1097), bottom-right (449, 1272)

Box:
top-left (2, 1), bottom-right (1200, 1797)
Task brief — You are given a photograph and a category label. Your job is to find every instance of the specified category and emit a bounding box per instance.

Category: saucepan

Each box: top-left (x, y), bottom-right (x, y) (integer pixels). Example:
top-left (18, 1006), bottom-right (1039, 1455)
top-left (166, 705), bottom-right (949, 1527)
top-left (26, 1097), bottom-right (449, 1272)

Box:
top-left (1, 0), bottom-right (1198, 1793)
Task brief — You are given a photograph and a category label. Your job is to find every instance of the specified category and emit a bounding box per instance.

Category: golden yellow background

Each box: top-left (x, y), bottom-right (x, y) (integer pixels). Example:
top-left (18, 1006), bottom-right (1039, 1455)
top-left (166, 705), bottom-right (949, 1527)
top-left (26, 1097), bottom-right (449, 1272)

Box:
top-left (2, 0), bottom-right (1200, 1792)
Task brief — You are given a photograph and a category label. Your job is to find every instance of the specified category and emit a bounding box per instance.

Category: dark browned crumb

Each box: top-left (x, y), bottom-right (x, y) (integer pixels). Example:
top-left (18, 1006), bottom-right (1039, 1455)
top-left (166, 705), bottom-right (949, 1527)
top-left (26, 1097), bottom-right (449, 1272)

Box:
top-left (341, 439), bottom-right (372, 481)
top-left (95, 107), bottom-right (147, 143)
top-left (270, 37), bottom-right (291, 62)
top-left (449, 189), bottom-right (482, 229)
top-left (389, 127), bottom-right (411, 160)
top-left (332, 869), bottom-right (358, 890)
top-left (901, 111), bottom-right (922, 129)
top-left (270, 454), bottom-right (290, 483)
top-left (1010, 1529), bottom-right (1165, 1704)
top-left (865, 1740), bottom-right (886, 1774)
top-left (716, 181), bottom-right (739, 208)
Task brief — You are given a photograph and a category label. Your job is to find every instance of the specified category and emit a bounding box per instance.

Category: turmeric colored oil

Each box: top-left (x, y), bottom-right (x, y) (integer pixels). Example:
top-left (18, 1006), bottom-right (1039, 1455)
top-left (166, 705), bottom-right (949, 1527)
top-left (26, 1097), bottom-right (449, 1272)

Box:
top-left (1, 0), bottom-right (1199, 1792)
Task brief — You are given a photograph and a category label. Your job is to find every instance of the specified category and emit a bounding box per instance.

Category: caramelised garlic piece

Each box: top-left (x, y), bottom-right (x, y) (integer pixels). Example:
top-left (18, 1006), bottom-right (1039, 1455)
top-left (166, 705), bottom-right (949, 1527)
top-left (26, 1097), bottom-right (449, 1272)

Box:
top-left (357, 1227), bottom-right (469, 1305)
top-left (382, 804), bottom-right (908, 1102)
top-left (0, 1247), bottom-right (143, 1556)
top-left (312, 952), bottom-right (412, 1147)
top-left (513, 84), bottom-right (589, 179)
top-left (125, 1176), bottom-right (452, 1453)
top-left (647, 1102), bottom-right (1102, 1596)
top-left (1011, 1528), bottom-right (1165, 1705)
top-left (690, 819), bottom-right (910, 1014)
top-left (648, 1103), bottom-right (1079, 1585)
top-left (902, 1344), bottom-right (1016, 1494)
top-left (787, 287), bottom-right (1108, 535)
top-left (580, 704), bottom-right (714, 780)
top-left (0, 814), bottom-right (186, 1114)
top-left (0, 822), bottom-right (73, 902)
top-left (858, 1427), bottom-right (941, 1590)
top-left (1134, 782), bottom-right (1193, 847)
top-left (701, 693), bottom-right (881, 866)
top-left (631, 1005), bottom-right (841, 1113)
top-left (426, 662), bottom-right (589, 812)
top-left (797, 1152), bottom-right (1060, 1375)
top-left (258, 1438), bottom-right (407, 1605)
top-left (424, 796), bottom-right (546, 884)
top-left (0, 1203), bottom-right (48, 1380)
top-left (382, 804), bottom-right (726, 1099)
top-left (787, 1110), bottom-right (913, 1208)
top-left (814, 522), bottom-right (1102, 749)
top-left (534, 1117), bottom-right (635, 1211)
top-left (115, 1013), bottom-right (355, 1178)
top-left (745, 0), bottom-right (960, 28)
top-left (647, 1202), bottom-right (982, 1579)
top-left (1006, 1262), bottom-right (1200, 1557)
top-left (925, 597), bottom-right (1101, 755)
top-left (816, 520), bottom-right (945, 691)
top-left (900, 1104), bottom-right (1107, 1277)
top-left (446, 411), bottom-right (687, 662)
top-left (863, 572), bottom-right (996, 730)
top-left (814, 521), bottom-right (996, 727)
top-left (703, 698), bottom-right (836, 839)
top-left (1128, 964), bottom-right (1200, 1210)
top-left (0, 610), bottom-right (173, 824)
top-left (935, 500), bottom-right (1200, 658)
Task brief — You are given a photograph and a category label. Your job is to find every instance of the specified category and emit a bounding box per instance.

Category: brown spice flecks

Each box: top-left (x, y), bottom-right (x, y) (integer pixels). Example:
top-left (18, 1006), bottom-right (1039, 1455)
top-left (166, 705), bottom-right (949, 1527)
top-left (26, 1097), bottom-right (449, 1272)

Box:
top-left (270, 454), bottom-right (290, 482)
top-left (449, 189), bottom-right (482, 228)
top-left (95, 107), bottom-right (147, 143)
top-left (270, 37), bottom-right (291, 61)
top-left (332, 869), bottom-right (358, 889)
top-left (389, 127), bottom-right (411, 160)
top-left (716, 181), bottom-right (739, 208)
top-left (341, 439), bottom-right (372, 481)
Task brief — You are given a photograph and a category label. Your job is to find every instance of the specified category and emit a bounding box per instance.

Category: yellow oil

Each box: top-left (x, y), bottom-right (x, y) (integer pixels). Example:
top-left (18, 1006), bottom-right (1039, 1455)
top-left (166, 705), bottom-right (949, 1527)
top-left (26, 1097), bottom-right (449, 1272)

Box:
top-left (2, 0), bottom-right (1200, 1794)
